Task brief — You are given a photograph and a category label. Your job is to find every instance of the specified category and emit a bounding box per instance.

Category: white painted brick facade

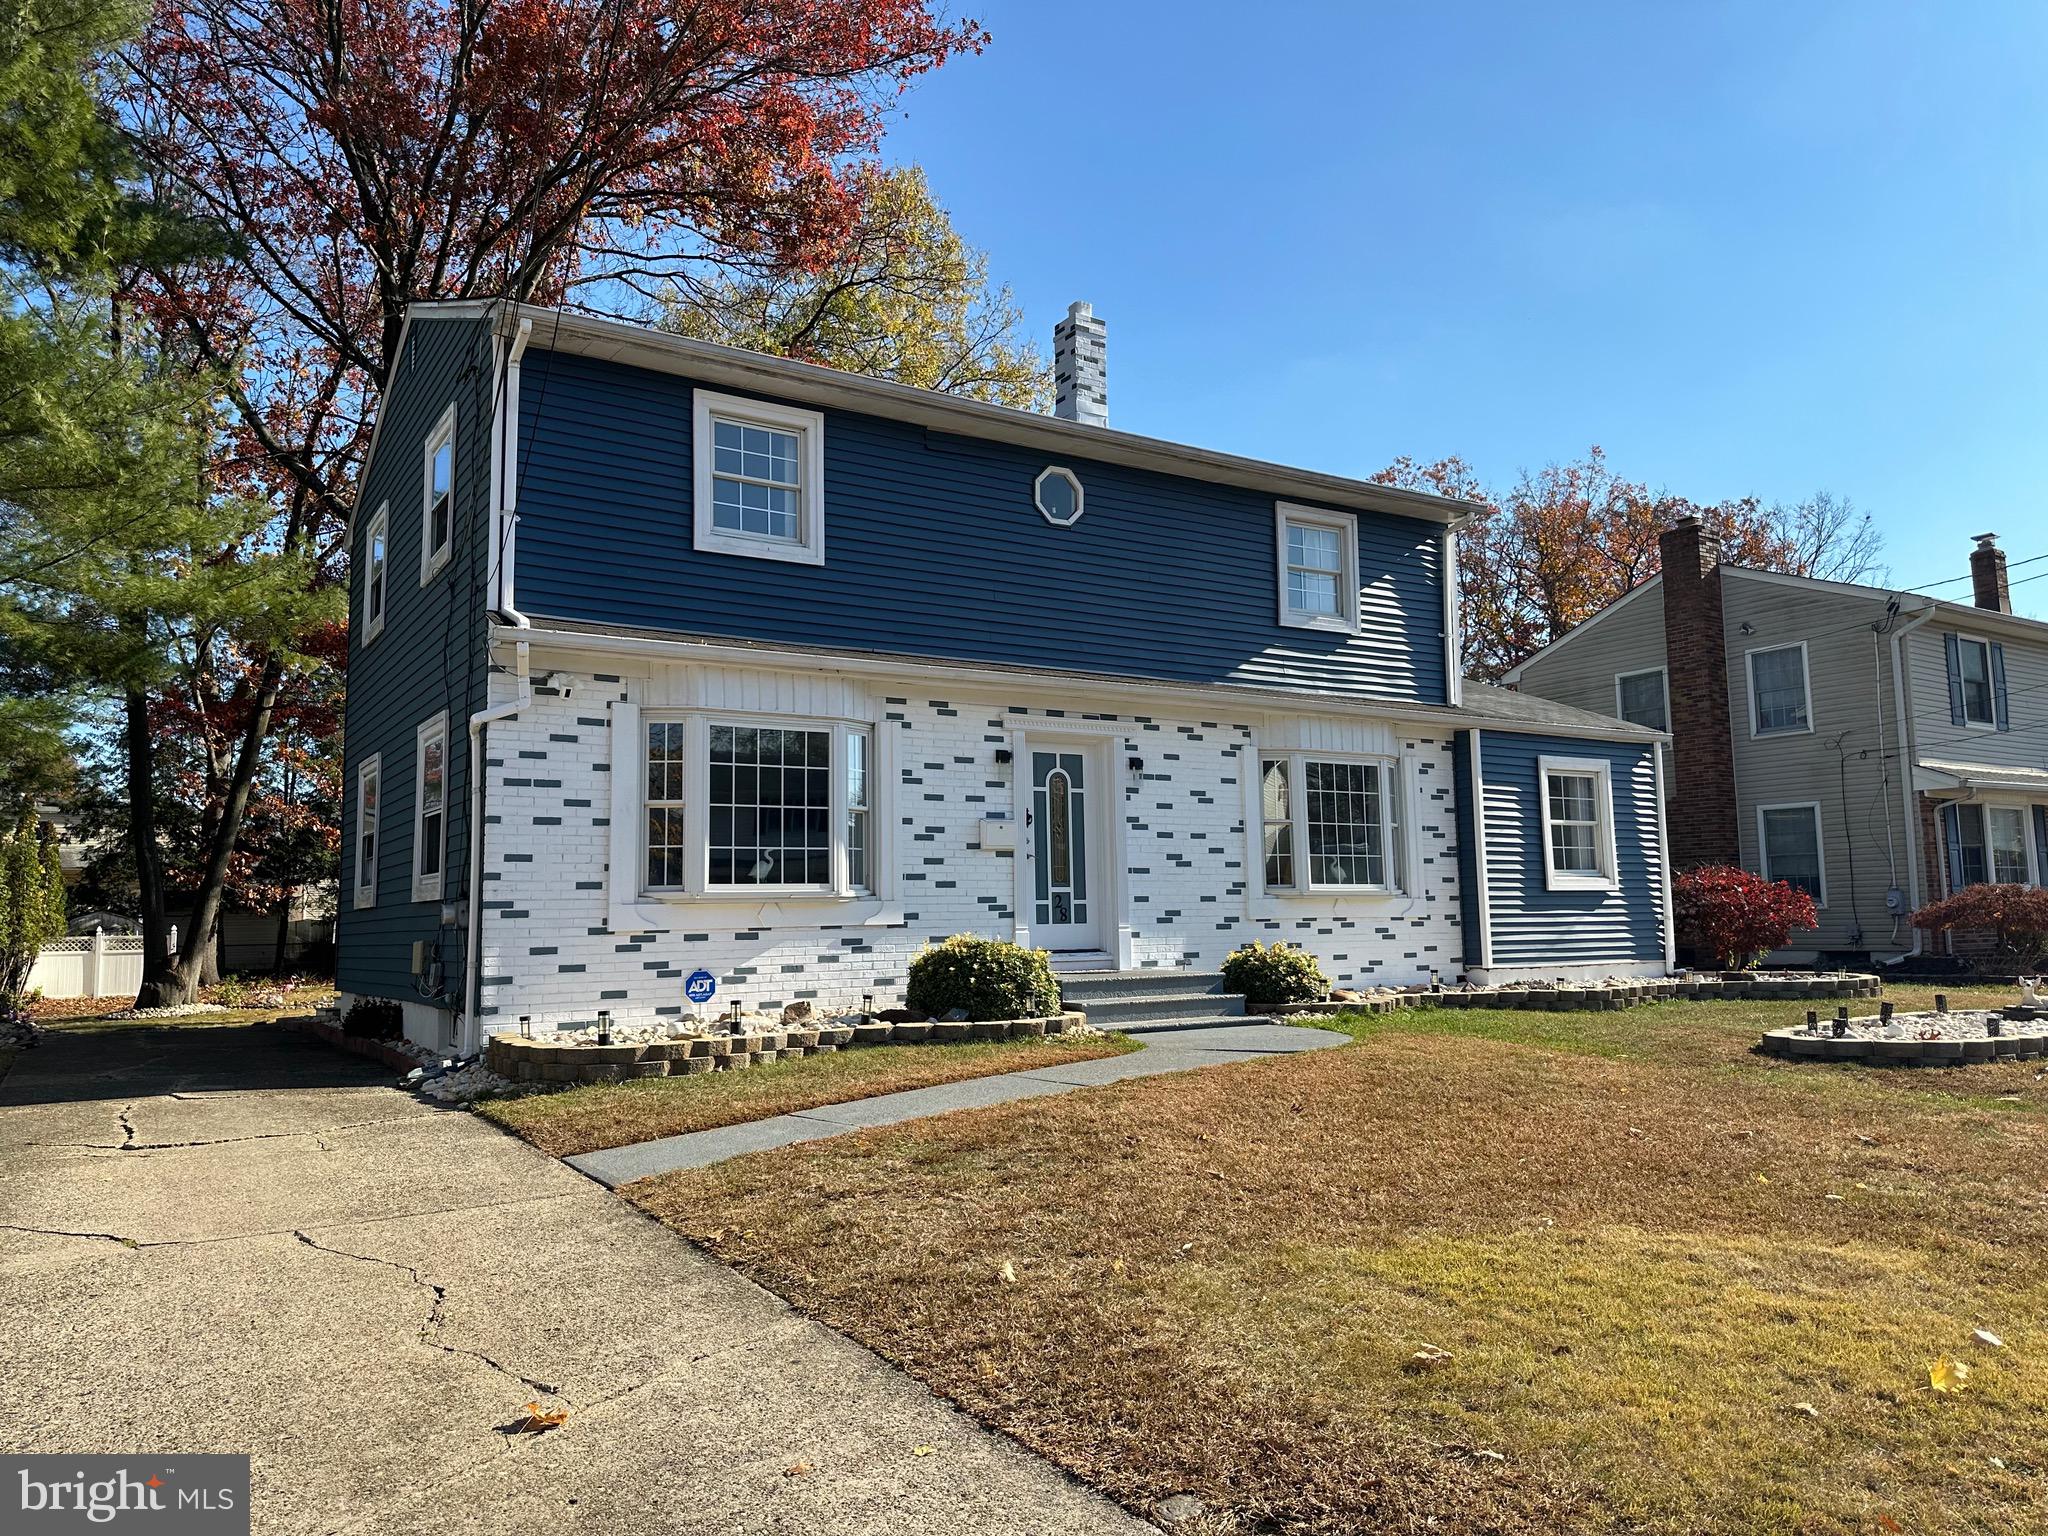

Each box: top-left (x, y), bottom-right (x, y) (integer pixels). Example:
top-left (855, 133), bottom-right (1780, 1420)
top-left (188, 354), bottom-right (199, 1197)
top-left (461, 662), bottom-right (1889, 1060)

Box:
top-left (473, 656), bottom-right (1466, 1033)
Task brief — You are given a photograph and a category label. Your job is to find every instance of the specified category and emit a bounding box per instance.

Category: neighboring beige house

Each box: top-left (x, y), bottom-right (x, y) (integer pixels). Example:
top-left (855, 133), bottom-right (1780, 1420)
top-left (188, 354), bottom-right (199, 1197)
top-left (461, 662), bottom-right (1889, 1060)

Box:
top-left (1507, 519), bottom-right (2047, 966)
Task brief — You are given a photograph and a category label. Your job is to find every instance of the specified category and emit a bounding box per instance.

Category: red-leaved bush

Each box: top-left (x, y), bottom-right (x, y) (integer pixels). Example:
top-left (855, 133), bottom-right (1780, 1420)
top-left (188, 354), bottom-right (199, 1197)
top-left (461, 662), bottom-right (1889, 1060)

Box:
top-left (1910, 885), bottom-right (2048, 974)
top-left (1674, 866), bottom-right (1819, 970)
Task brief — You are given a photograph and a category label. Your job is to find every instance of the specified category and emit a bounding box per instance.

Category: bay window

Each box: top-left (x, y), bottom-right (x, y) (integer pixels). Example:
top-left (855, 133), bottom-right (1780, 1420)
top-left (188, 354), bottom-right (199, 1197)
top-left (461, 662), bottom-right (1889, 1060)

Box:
top-left (639, 713), bottom-right (872, 897)
top-left (1258, 752), bottom-right (1401, 893)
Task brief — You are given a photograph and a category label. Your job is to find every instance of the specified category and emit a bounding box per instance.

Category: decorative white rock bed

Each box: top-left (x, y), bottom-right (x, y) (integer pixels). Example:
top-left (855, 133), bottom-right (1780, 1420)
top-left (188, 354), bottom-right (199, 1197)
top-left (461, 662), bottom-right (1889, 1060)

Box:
top-left (1759, 1009), bottom-right (2048, 1065)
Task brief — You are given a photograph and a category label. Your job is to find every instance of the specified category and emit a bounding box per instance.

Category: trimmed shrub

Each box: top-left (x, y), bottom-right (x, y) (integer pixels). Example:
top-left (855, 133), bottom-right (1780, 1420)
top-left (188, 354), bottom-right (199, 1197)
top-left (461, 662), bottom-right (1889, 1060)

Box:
top-left (1221, 941), bottom-right (1328, 1003)
top-left (1911, 884), bottom-right (2048, 975)
top-left (905, 935), bottom-right (1061, 1022)
top-left (341, 997), bottom-right (405, 1041)
top-left (1674, 866), bottom-right (1818, 970)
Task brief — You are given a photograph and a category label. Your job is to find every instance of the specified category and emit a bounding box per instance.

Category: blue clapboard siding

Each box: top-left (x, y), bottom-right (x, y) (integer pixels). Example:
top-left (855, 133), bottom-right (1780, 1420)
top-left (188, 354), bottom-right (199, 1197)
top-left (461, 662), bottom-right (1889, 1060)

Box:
top-left (1479, 732), bottom-right (1665, 967)
top-left (337, 314), bottom-right (494, 1005)
top-left (510, 349), bottom-right (1449, 703)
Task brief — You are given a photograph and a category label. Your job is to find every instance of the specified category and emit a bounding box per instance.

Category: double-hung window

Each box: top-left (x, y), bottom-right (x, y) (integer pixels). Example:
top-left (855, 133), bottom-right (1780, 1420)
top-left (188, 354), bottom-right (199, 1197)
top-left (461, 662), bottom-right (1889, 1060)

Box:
top-left (1747, 643), bottom-right (1811, 736)
top-left (1615, 667), bottom-right (1668, 731)
top-left (1758, 802), bottom-right (1826, 906)
top-left (1258, 752), bottom-right (1401, 893)
top-left (1944, 803), bottom-right (2030, 889)
top-left (412, 713), bottom-right (448, 902)
top-left (1538, 756), bottom-right (1618, 891)
top-left (1955, 637), bottom-right (1996, 726)
top-left (641, 715), bottom-right (872, 896)
top-left (363, 504), bottom-right (388, 643)
top-left (1275, 503), bottom-right (1359, 633)
top-left (692, 390), bottom-right (826, 565)
top-left (421, 408), bottom-right (454, 584)
top-left (353, 755), bottom-right (381, 910)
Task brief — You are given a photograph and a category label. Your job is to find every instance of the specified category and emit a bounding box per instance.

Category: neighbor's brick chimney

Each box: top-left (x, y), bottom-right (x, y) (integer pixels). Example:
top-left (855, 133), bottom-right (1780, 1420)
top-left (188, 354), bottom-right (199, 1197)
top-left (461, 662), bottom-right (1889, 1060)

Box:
top-left (1660, 516), bottom-right (1741, 871)
top-left (1971, 532), bottom-right (2011, 612)
top-left (1053, 301), bottom-right (1107, 427)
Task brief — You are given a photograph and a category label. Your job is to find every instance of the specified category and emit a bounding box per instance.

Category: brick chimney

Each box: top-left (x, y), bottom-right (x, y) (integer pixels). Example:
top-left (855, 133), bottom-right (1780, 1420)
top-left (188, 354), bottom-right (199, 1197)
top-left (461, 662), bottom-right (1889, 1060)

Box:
top-left (1053, 301), bottom-right (1107, 427)
top-left (1970, 532), bottom-right (2010, 612)
top-left (1659, 516), bottom-right (1741, 871)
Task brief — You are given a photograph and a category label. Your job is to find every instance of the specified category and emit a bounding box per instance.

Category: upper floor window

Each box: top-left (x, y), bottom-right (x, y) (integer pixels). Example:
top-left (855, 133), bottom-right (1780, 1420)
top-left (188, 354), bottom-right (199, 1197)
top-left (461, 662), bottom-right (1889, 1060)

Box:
top-left (1538, 756), bottom-right (1617, 891)
top-left (353, 755), bottom-right (381, 910)
top-left (363, 504), bottom-right (388, 644)
top-left (1747, 642), bottom-right (1811, 736)
top-left (1275, 503), bottom-right (1359, 634)
top-left (1947, 634), bottom-right (2005, 728)
top-left (642, 714), bottom-right (870, 895)
top-left (1615, 667), bottom-right (1668, 731)
top-left (1259, 752), bottom-right (1401, 893)
top-left (413, 712), bottom-right (448, 902)
top-left (692, 389), bottom-right (826, 566)
top-left (1758, 802), bottom-right (1825, 906)
top-left (421, 407), bottom-right (455, 584)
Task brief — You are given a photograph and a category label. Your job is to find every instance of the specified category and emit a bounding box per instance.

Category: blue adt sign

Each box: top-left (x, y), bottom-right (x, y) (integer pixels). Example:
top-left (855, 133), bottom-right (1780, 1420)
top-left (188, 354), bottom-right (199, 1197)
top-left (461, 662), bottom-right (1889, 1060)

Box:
top-left (684, 969), bottom-right (717, 1005)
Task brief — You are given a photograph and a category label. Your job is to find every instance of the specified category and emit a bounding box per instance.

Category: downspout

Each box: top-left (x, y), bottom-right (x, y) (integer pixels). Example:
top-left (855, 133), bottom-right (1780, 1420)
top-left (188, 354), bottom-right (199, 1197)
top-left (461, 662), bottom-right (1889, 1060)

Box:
top-left (1886, 601), bottom-right (1937, 961)
top-left (464, 639), bottom-right (529, 1049)
top-left (460, 312), bottom-right (535, 1053)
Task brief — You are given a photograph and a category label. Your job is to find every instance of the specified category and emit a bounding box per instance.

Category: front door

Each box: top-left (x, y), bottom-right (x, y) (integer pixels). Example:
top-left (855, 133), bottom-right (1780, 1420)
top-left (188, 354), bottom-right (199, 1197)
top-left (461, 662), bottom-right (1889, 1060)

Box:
top-left (1030, 746), bottom-right (1101, 951)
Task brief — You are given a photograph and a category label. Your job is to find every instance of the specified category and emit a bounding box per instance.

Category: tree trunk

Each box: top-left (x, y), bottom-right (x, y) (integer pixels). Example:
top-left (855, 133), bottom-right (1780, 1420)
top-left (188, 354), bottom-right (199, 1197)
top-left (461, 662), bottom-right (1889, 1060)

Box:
top-left (161, 655), bottom-right (287, 1001)
top-left (129, 684), bottom-right (181, 1008)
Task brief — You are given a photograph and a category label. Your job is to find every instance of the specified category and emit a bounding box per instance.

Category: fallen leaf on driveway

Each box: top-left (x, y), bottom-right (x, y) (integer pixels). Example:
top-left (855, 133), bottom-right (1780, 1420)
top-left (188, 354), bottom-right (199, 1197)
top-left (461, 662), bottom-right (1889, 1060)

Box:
top-left (911, 1445), bottom-right (936, 1457)
top-left (785, 1462), bottom-right (812, 1478)
top-left (509, 1402), bottom-right (569, 1434)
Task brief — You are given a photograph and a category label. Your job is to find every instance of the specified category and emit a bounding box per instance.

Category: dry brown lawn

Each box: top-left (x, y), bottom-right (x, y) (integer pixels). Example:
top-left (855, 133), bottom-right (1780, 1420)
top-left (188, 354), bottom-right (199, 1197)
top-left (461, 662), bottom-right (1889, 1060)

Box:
top-left (631, 986), bottom-right (2048, 1536)
top-left (478, 1032), bottom-right (1135, 1157)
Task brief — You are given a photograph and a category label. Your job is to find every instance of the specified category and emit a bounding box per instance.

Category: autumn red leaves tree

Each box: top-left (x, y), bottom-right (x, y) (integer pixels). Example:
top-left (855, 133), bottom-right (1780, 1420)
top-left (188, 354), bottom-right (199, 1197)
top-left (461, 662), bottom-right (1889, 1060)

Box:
top-left (1376, 449), bottom-right (1882, 679)
top-left (94, 0), bottom-right (984, 1003)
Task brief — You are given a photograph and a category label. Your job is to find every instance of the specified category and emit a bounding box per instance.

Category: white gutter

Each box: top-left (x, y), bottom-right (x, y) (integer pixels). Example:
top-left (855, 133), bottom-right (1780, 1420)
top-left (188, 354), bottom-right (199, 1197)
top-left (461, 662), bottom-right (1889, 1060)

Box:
top-left (1887, 602), bottom-right (1937, 959)
top-left (489, 314), bottom-right (535, 628)
top-left (462, 639), bottom-right (531, 1052)
top-left (497, 622), bottom-right (1670, 748)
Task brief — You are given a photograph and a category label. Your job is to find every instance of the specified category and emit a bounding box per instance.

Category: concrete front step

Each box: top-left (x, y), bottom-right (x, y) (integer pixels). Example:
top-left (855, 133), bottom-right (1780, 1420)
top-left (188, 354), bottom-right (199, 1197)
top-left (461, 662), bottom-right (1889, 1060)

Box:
top-left (1057, 969), bottom-right (1231, 1003)
top-left (1078, 992), bottom-right (1249, 1026)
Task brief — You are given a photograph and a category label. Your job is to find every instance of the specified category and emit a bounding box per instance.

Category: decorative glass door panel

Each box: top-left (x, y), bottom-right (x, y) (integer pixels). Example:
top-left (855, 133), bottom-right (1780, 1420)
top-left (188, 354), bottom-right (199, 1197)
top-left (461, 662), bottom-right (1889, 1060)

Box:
top-left (1032, 749), bottom-right (1096, 948)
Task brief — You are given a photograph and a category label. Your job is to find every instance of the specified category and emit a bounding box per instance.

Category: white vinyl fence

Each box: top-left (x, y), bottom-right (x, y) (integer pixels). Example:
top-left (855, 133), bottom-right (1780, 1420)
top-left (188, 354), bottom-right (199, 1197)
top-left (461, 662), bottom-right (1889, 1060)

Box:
top-left (27, 930), bottom-right (147, 1000)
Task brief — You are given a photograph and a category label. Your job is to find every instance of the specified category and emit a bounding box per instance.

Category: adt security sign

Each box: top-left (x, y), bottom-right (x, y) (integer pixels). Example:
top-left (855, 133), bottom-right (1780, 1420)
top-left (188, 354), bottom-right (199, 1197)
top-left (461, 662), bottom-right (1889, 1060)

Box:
top-left (684, 969), bottom-right (717, 1006)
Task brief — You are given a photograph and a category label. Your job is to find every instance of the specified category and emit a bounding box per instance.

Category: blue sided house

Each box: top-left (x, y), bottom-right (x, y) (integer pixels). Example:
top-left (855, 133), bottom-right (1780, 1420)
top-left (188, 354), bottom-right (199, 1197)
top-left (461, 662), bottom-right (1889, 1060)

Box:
top-left (337, 299), bottom-right (1673, 1050)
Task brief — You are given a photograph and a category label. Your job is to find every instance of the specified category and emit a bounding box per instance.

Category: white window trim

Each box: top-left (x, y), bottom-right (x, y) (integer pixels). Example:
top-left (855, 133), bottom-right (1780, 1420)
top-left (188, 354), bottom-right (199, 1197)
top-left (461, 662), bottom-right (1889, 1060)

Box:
top-left (352, 754), bottom-right (381, 911)
top-left (420, 406), bottom-right (456, 586)
top-left (1538, 754), bottom-right (1619, 893)
top-left (1756, 799), bottom-right (1828, 909)
top-left (1745, 639), bottom-right (1814, 738)
top-left (635, 709), bottom-right (873, 900)
top-left (1034, 465), bottom-right (1085, 527)
top-left (412, 712), bottom-right (449, 903)
top-left (1614, 666), bottom-right (1670, 732)
top-left (1275, 502), bottom-right (1360, 634)
top-left (692, 389), bottom-right (826, 567)
top-left (1256, 748), bottom-right (1403, 896)
top-left (1953, 632), bottom-right (1998, 730)
top-left (363, 502), bottom-right (389, 645)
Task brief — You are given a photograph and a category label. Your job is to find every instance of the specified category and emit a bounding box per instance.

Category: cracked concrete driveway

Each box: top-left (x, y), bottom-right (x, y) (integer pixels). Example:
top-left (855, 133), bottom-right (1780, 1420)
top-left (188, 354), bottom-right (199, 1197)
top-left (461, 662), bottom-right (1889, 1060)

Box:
top-left (0, 1024), bottom-right (1149, 1536)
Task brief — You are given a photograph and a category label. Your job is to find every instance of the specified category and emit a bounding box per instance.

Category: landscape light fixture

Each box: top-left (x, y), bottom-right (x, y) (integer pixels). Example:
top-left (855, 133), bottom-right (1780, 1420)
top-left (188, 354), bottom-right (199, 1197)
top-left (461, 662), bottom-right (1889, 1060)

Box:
top-left (596, 1009), bottom-right (612, 1046)
top-left (519, 1015), bottom-right (532, 1039)
top-left (861, 990), bottom-right (875, 1021)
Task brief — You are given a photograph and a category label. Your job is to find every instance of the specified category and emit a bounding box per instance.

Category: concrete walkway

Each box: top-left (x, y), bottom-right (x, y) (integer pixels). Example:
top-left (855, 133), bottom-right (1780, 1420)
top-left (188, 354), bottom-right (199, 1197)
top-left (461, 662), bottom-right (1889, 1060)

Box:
top-left (0, 1023), bottom-right (1157, 1536)
top-left (569, 1019), bottom-right (1349, 1186)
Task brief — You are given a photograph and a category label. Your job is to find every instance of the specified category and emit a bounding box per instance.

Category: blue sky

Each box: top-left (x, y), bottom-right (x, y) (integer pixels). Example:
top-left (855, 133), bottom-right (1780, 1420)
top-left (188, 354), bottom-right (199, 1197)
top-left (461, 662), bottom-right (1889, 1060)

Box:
top-left (884, 1), bottom-right (2048, 617)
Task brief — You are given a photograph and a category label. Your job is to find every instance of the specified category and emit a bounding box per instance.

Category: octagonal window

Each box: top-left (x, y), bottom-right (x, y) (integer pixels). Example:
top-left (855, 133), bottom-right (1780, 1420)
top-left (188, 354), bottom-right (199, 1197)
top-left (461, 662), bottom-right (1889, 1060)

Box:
top-left (1034, 466), bottom-right (1084, 527)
